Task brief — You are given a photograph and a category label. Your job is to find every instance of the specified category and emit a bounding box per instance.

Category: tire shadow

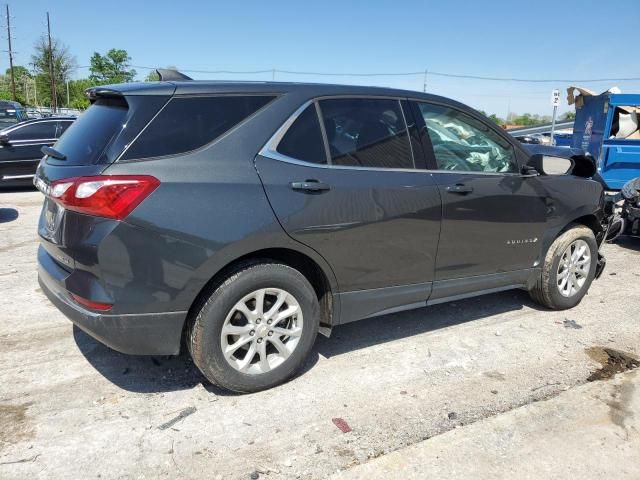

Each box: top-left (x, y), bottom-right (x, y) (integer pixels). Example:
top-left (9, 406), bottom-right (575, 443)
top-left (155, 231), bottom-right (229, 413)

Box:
top-left (0, 208), bottom-right (18, 223)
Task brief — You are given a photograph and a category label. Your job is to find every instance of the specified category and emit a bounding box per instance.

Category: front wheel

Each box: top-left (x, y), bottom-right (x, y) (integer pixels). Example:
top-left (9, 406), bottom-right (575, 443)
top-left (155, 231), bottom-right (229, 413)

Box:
top-left (188, 262), bottom-right (319, 393)
top-left (529, 225), bottom-right (598, 310)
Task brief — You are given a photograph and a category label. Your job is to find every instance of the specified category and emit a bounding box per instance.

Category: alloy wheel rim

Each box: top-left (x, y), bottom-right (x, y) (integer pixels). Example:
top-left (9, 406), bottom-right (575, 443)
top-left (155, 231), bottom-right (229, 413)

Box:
top-left (556, 239), bottom-right (591, 298)
top-left (221, 288), bottom-right (303, 375)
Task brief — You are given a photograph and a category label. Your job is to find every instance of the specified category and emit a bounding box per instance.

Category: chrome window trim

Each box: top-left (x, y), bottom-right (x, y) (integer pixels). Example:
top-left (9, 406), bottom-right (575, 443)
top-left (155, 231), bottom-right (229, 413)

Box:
top-left (2, 119), bottom-right (57, 135)
top-left (1, 174), bottom-right (35, 180)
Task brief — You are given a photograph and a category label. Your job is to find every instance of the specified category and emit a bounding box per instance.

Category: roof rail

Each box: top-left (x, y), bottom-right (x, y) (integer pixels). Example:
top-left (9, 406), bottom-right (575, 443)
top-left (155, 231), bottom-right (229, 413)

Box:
top-left (156, 68), bottom-right (193, 81)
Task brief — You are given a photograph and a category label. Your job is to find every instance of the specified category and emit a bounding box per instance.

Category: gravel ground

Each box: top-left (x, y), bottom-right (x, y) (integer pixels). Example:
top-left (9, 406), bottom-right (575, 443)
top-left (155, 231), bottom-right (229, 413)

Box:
top-left (1, 188), bottom-right (639, 480)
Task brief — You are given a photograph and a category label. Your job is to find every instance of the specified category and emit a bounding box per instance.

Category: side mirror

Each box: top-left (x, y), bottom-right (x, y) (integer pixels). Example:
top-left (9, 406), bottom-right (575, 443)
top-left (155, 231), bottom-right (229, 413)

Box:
top-left (525, 154), bottom-right (573, 176)
top-left (0, 133), bottom-right (9, 145)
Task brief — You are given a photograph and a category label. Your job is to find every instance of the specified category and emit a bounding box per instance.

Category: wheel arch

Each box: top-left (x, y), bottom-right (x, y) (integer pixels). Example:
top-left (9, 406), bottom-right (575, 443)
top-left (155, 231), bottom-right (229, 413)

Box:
top-left (183, 246), bottom-right (338, 350)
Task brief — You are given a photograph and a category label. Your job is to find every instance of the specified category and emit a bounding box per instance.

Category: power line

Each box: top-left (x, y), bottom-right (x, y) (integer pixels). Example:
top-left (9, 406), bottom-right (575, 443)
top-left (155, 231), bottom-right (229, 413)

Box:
top-left (70, 64), bottom-right (640, 84)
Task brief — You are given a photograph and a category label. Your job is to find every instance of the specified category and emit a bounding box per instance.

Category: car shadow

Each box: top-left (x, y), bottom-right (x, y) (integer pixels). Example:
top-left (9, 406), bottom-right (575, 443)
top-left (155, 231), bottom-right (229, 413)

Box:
top-left (73, 326), bottom-right (242, 396)
top-left (0, 185), bottom-right (36, 194)
top-left (0, 208), bottom-right (18, 223)
top-left (614, 235), bottom-right (640, 252)
top-left (74, 289), bottom-right (537, 394)
top-left (312, 289), bottom-right (537, 359)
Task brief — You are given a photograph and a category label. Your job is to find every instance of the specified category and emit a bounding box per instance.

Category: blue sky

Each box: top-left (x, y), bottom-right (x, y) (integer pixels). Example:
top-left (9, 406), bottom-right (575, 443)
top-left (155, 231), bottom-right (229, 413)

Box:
top-left (5, 0), bottom-right (640, 116)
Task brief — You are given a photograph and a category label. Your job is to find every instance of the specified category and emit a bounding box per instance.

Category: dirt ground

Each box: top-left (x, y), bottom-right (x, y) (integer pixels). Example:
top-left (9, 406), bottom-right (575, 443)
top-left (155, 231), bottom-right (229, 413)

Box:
top-left (1, 188), bottom-right (639, 480)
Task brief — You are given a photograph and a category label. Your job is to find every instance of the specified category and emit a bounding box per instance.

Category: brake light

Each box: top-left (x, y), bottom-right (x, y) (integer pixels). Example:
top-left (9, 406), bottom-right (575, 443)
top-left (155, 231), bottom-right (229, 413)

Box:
top-left (70, 294), bottom-right (113, 311)
top-left (49, 175), bottom-right (160, 220)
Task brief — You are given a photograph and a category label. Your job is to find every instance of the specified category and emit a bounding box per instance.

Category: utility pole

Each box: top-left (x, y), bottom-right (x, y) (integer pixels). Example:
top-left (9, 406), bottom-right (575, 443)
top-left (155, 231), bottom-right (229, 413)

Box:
top-left (423, 69), bottom-right (428, 93)
top-left (46, 12), bottom-right (57, 113)
top-left (5, 4), bottom-right (16, 101)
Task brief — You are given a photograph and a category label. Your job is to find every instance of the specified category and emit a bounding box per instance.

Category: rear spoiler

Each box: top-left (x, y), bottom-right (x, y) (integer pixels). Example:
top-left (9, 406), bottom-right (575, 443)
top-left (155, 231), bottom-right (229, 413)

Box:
top-left (84, 69), bottom-right (191, 104)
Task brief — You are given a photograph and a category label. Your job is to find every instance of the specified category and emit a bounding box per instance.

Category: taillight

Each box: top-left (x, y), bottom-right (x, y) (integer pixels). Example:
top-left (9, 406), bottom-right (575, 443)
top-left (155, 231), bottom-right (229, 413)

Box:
top-left (49, 175), bottom-right (160, 220)
top-left (70, 293), bottom-right (113, 311)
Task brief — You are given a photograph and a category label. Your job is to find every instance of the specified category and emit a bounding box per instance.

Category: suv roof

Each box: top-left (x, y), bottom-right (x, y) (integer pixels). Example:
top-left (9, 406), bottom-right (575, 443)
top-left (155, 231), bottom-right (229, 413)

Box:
top-left (87, 80), bottom-right (464, 108)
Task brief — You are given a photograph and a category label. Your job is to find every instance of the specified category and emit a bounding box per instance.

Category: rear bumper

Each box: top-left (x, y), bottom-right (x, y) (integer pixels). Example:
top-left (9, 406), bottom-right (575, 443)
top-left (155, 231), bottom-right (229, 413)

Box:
top-left (38, 246), bottom-right (187, 355)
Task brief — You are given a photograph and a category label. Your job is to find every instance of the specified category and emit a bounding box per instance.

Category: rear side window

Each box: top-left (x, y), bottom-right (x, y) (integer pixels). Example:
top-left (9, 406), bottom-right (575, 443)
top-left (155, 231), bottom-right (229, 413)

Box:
top-left (9, 121), bottom-right (57, 140)
top-left (53, 98), bottom-right (128, 165)
top-left (122, 95), bottom-right (275, 160)
top-left (318, 98), bottom-right (414, 169)
top-left (277, 105), bottom-right (327, 164)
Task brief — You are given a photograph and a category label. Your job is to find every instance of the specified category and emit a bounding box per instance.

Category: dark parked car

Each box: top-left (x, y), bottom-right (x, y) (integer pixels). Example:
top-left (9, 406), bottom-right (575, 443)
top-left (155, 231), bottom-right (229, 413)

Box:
top-left (35, 74), bottom-right (607, 392)
top-left (0, 117), bottom-right (75, 187)
top-left (0, 100), bottom-right (28, 128)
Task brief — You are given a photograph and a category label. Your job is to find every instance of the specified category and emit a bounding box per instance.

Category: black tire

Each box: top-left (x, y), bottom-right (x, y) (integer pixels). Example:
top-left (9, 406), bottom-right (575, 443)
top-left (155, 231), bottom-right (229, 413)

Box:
top-left (188, 262), bottom-right (319, 393)
top-left (529, 225), bottom-right (598, 310)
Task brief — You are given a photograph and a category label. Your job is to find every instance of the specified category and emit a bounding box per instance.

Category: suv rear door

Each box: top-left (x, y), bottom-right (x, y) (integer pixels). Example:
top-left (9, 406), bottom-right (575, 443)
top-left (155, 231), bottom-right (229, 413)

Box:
top-left (410, 100), bottom-right (547, 299)
top-left (256, 97), bottom-right (441, 322)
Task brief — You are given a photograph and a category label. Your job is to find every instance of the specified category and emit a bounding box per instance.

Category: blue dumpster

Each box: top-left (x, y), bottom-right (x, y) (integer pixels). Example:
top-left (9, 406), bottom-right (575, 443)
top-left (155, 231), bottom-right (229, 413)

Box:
top-left (569, 87), bottom-right (640, 190)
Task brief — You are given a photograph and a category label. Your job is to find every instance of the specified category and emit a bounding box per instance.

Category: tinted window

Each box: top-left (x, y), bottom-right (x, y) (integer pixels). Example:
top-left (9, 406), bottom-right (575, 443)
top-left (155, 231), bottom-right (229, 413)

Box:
top-left (122, 95), bottom-right (275, 160)
top-left (9, 121), bottom-right (57, 140)
top-left (53, 98), bottom-right (128, 165)
top-left (57, 120), bottom-right (74, 138)
top-left (318, 98), bottom-right (413, 169)
top-left (277, 104), bottom-right (327, 164)
top-left (418, 103), bottom-right (518, 173)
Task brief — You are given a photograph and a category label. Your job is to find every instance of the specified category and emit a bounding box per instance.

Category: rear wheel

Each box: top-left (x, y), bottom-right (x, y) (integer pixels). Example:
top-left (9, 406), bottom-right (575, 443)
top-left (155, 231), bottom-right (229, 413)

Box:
top-left (529, 225), bottom-right (598, 310)
top-left (188, 262), bottom-right (319, 393)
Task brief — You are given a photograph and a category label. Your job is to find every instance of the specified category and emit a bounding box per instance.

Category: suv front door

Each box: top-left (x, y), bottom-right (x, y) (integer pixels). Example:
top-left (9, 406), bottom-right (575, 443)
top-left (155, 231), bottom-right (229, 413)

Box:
top-left (410, 101), bottom-right (547, 300)
top-left (256, 97), bottom-right (441, 322)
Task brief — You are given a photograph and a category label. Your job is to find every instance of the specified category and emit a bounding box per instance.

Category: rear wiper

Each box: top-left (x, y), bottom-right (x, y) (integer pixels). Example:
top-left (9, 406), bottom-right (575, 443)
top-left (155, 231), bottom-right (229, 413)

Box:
top-left (41, 146), bottom-right (66, 160)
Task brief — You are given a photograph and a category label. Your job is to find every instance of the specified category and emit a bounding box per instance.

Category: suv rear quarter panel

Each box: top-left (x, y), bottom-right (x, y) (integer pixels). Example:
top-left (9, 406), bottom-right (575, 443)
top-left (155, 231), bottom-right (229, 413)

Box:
top-left (99, 92), bottom-right (339, 314)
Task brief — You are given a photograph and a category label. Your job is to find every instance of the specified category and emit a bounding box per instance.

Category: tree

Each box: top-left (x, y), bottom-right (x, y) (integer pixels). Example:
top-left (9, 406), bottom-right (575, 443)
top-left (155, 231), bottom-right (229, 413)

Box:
top-left (145, 70), bottom-right (160, 82)
top-left (89, 49), bottom-right (136, 84)
top-left (144, 65), bottom-right (178, 82)
top-left (4, 66), bottom-right (32, 105)
top-left (488, 113), bottom-right (504, 126)
top-left (561, 111), bottom-right (576, 121)
top-left (31, 35), bottom-right (76, 108)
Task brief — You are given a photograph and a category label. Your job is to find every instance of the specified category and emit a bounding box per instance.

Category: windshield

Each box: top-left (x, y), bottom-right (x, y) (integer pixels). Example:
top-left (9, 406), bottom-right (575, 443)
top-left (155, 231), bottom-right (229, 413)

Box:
top-left (0, 107), bottom-right (26, 126)
top-left (51, 98), bottom-right (128, 165)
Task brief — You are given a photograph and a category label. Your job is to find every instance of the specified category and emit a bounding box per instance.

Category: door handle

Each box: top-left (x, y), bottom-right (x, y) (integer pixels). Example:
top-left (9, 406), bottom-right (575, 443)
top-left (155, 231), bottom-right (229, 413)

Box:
top-left (445, 184), bottom-right (473, 194)
top-left (290, 180), bottom-right (331, 192)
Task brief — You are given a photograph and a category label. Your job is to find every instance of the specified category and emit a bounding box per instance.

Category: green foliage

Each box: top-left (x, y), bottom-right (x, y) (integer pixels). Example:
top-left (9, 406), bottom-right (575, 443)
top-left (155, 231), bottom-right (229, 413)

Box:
top-left (488, 113), bottom-right (505, 126)
top-left (31, 35), bottom-right (76, 108)
top-left (509, 113), bottom-right (551, 126)
top-left (561, 111), bottom-right (576, 121)
top-left (89, 49), bottom-right (136, 84)
top-left (145, 70), bottom-right (160, 82)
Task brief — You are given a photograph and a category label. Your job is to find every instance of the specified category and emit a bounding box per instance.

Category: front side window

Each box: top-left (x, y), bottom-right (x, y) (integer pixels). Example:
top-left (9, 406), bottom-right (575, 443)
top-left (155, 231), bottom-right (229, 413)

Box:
top-left (276, 104), bottom-right (327, 164)
top-left (9, 121), bottom-right (57, 140)
top-left (418, 103), bottom-right (518, 173)
top-left (122, 95), bottom-right (275, 160)
top-left (318, 98), bottom-right (414, 169)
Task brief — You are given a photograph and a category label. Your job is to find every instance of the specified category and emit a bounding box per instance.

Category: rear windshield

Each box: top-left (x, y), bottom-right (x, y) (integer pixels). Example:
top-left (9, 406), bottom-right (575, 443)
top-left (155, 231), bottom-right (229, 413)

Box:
top-left (121, 95), bottom-right (275, 160)
top-left (52, 98), bottom-right (128, 165)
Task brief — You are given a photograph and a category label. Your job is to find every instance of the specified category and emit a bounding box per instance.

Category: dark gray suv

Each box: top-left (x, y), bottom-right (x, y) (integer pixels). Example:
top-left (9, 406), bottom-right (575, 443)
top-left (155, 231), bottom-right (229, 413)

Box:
top-left (35, 73), bottom-right (607, 392)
